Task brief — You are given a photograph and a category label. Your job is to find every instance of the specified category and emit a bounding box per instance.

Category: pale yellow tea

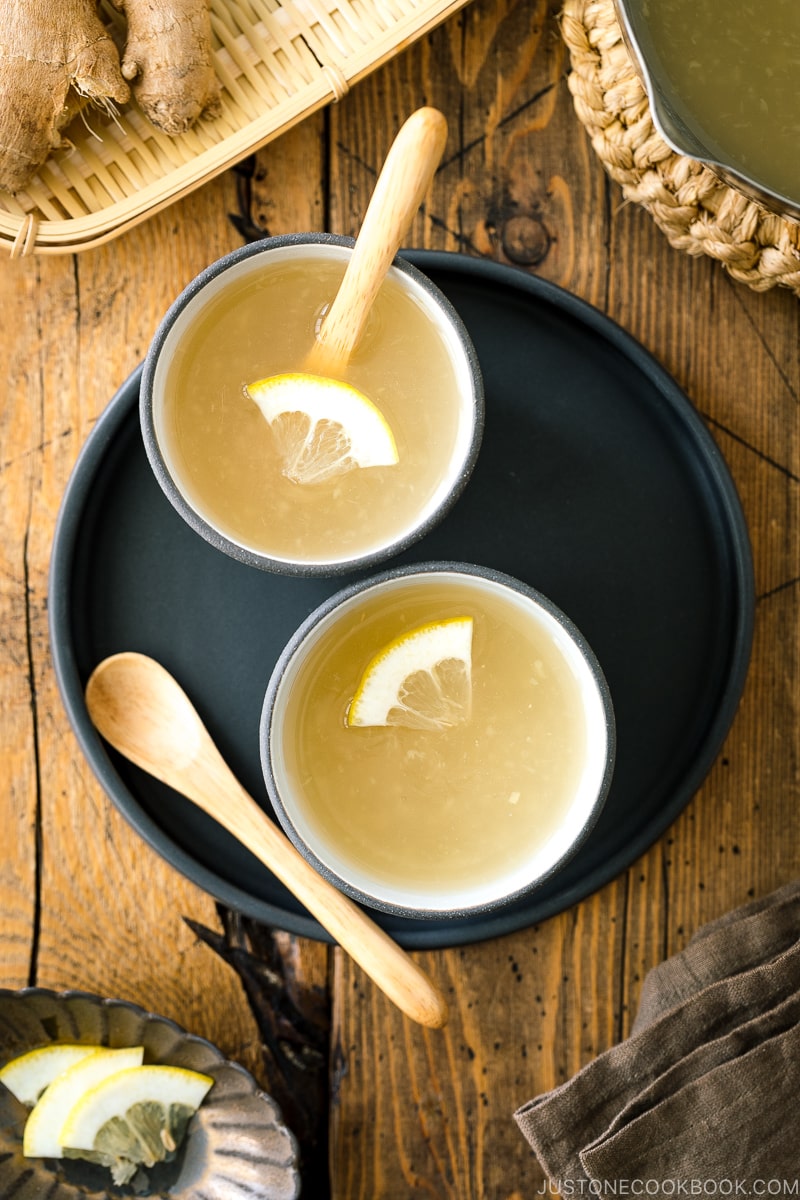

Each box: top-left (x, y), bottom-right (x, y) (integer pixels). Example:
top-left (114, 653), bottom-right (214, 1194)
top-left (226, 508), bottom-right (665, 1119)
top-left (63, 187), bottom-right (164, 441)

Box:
top-left (272, 573), bottom-right (610, 911)
top-left (157, 249), bottom-right (470, 564)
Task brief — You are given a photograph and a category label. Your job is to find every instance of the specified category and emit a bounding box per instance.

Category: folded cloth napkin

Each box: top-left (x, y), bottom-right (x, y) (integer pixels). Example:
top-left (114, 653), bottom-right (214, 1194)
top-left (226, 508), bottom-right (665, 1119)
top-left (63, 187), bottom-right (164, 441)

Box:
top-left (515, 880), bottom-right (800, 1194)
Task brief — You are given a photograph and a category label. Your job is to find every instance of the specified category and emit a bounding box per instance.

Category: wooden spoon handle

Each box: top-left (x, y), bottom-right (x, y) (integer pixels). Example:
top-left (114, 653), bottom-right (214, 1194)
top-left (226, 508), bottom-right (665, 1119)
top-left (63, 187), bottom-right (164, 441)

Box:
top-left (194, 751), bottom-right (449, 1029)
top-left (309, 107), bottom-right (448, 375)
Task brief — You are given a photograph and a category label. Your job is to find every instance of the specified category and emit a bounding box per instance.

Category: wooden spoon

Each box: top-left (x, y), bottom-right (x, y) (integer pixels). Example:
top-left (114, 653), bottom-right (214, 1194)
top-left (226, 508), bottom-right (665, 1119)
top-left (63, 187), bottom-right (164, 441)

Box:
top-left (306, 106), bottom-right (448, 376)
top-left (85, 652), bottom-right (448, 1030)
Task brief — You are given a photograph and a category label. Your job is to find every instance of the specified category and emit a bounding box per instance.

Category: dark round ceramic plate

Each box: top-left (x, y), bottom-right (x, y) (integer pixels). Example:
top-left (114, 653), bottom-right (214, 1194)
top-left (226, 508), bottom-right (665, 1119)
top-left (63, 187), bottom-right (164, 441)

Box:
top-left (49, 252), bottom-right (754, 949)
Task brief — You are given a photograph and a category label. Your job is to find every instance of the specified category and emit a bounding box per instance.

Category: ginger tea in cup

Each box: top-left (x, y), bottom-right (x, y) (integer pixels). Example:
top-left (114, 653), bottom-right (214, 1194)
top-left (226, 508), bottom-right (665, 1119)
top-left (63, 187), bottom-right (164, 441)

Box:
top-left (141, 235), bottom-right (483, 575)
top-left (261, 563), bottom-right (615, 917)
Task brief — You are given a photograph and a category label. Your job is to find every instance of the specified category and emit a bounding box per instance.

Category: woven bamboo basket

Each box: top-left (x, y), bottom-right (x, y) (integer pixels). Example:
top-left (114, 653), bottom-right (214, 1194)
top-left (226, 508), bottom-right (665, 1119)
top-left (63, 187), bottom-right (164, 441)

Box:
top-left (1, 0), bottom-right (468, 257)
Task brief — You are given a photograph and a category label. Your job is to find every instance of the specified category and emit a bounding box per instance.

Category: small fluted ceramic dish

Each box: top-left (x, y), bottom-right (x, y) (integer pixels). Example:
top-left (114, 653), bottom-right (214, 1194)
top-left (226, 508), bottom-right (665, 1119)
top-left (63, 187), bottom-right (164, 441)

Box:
top-left (0, 988), bottom-right (300, 1200)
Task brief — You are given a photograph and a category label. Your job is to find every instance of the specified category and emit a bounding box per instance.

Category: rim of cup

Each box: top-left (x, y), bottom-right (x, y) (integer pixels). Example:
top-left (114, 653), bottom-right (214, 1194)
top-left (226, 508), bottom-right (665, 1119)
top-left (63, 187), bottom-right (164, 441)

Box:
top-left (140, 234), bottom-right (485, 576)
top-left (260, 561), bottom-right (616, 919)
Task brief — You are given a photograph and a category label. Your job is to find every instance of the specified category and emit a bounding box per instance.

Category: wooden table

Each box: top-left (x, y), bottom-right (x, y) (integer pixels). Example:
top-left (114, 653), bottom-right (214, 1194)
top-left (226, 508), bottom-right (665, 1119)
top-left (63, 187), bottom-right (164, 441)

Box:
top-left (2, 0), bottom-right (799, 1194)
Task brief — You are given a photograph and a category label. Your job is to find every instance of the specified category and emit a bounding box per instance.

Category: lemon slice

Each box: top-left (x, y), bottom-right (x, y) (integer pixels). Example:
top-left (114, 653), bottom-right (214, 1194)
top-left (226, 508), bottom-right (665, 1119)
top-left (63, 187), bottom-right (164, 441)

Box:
top-left (246, 372), bottom-right (399, 484)
top-left (347, 616), bottom-right (473, 730)
top-left (59, 1064), bottom-right (213, 1184)
top-left (0, 1044), bottom-right (97, 1106)
top-left (23, 1046), bottom-right (144, 1159)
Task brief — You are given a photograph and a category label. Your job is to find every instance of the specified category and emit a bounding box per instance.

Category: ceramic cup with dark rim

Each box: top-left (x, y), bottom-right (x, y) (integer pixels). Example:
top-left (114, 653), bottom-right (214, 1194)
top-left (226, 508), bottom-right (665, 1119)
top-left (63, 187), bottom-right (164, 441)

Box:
top-left (260, 562), bottom-right (616, 919)
top-left (140, 234), bottom-right (484, 577)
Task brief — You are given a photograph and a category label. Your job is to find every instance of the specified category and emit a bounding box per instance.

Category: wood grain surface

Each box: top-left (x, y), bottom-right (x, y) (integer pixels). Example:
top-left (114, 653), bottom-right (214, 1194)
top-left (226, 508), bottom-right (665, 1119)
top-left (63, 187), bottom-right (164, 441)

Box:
top-left (1, 0), bottom-right (798, 1196)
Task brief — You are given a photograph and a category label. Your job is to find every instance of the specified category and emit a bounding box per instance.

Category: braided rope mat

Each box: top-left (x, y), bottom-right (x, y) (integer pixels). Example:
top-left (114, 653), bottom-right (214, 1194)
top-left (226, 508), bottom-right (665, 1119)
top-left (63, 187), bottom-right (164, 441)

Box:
top-left (561, 0), bottom-right (800, 296)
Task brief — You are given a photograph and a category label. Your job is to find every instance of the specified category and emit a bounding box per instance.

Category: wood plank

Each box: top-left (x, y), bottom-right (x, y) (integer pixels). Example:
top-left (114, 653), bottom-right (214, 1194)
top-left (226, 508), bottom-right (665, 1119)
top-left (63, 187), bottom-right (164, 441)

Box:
top-left (244, 113), bottom-right (327, 238)
top-left (20, 175), bottom-right (264, 1072)
top-left (331, 884), bottom-right (630, 1197)
top-left (0, 254), bottom-right (77, 990)
top-left (325, 1), bottom-right (623, 1194)
top-left (605, 192), bottom-right (800, 938)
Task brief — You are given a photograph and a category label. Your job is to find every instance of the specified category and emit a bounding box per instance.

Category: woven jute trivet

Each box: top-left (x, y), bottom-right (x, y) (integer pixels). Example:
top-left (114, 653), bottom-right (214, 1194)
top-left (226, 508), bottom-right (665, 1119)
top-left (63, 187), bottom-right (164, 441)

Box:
top-left (560, 0), bottom-right (800, 296)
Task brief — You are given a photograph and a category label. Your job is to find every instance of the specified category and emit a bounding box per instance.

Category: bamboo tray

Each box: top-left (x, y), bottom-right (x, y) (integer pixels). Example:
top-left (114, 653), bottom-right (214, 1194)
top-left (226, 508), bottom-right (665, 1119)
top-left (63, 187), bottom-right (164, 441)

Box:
top-left (1, 0), bottom-right (468, 258)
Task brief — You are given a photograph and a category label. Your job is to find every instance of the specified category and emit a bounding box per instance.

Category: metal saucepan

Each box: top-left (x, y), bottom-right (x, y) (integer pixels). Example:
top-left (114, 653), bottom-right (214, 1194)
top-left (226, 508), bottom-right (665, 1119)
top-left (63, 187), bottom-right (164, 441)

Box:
top-left (613, 0), bottom-right (800, 222)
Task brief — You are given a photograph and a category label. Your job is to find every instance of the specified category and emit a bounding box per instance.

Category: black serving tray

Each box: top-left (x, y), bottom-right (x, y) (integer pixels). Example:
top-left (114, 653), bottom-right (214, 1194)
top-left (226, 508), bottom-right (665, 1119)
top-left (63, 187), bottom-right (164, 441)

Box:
top-left (49, 252), bottom-right (754, 949)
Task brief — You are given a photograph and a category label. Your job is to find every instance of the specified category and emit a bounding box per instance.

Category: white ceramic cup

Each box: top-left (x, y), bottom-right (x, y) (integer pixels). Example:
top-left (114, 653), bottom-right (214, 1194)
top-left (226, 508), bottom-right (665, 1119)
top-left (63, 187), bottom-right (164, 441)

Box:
top-left (260, 562), bottom-right (616, 918)
top-left (140, 234), bottom-right (484, 576)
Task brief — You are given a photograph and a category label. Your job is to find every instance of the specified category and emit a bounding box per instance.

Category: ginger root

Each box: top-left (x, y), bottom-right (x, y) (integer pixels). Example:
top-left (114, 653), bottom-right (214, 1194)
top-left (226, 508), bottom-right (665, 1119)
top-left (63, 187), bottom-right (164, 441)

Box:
top-left (115, 0), bottom-right (220, 135)
top-left (0, 0), bottom-right (130, 193)
top-left (0, 0), bottom-right (220, 194)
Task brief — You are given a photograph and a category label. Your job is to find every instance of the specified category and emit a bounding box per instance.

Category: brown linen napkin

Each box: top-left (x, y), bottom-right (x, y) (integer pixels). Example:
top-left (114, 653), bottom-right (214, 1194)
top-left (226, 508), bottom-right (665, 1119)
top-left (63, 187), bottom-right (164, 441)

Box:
top-left (514, 881), bottom-right (800, 1193)
top-left (633, 879), bottom-right (800, 1032)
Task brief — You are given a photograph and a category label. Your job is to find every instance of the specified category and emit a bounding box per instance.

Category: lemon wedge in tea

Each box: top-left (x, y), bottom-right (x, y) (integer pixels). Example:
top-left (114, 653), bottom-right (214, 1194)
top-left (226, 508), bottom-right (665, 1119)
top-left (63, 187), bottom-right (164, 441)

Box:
top-left (246, 372), bottom-right (399, 485)
top-left (347, 616), bottom-right (473, 731)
